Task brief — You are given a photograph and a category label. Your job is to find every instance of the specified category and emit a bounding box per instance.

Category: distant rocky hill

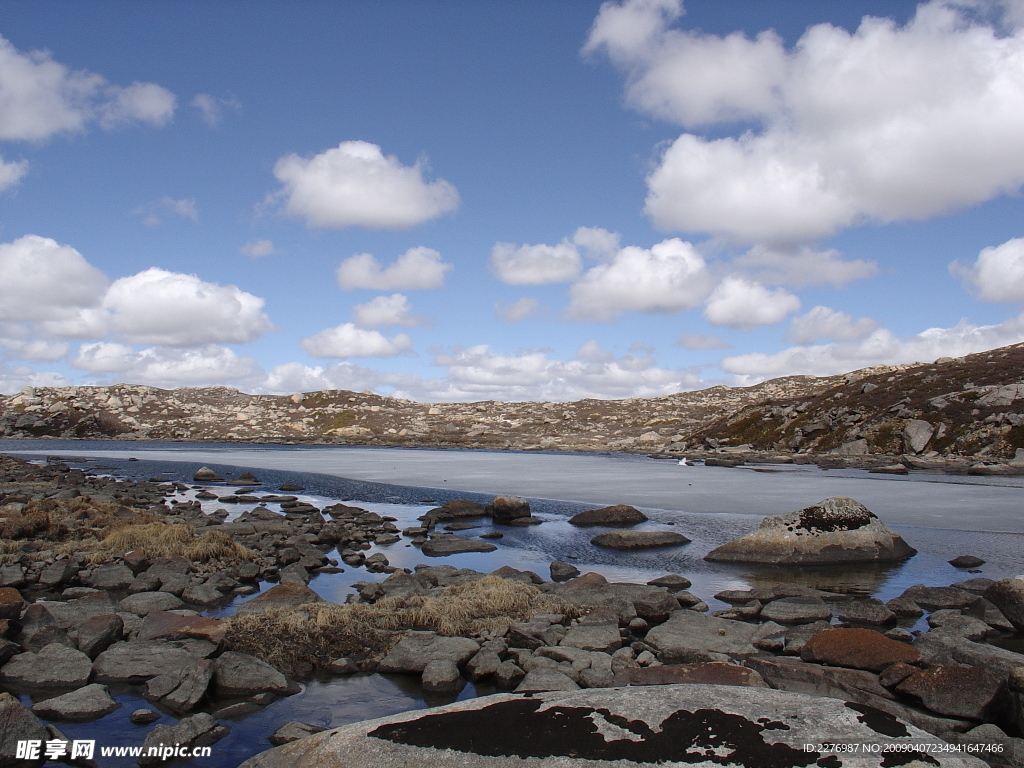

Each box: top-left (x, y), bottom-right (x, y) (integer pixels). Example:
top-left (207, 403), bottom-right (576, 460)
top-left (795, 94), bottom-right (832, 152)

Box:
top-left (1, 343), bottom-right (1022, 467)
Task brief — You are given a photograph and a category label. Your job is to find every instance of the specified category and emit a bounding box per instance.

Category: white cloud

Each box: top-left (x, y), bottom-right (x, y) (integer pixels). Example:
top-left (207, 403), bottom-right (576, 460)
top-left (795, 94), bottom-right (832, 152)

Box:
top-left (733, 245), bottom-right (879, 289)
top-left (272, 140), bottom-right (459, 229)
top-left (954, 236), bottom-right (1024, 302)
top-left (721, 313), bottom-right (1024, 380)
top-left (190, 93), bottom-right (241, 127)
top-left (490, 241), bottom-right (582, 285)
top-left (71, 343), bottom-right (262, 388)
top-left (0, 337), bottom-right (69, 362)
top-left (335, 246), bottom-right (452, 290)
top-left (0, 362), bottom-right (68, 395)
top-left (568, 237), bottom-right (711, 321)
top-left (589, 0), bottom-right (1024, 243)
top-left (102, 268), bottom-right (273, 346)
top-left (132, 196), bottom-right (198, 226)
top-left (0, 35), bottom-right (175, 141)
top-left (675, 333), bottom-right (728, 350)
top-left (301, 323), bottom-right (412, 358)
top-left (261, 360), bottom-right (394, 394)
top-left (0, 235), bottom-right (108, 323)
top-left (787, 305), bottom-right (879, 344)
top-left (704, 276), bottom-right (800, 330)
top-left (352, 293), bottom-right (425, 329)
top-left (495, 297), bottom-right (541, 323)
top-left (572, 227), bottom-right (621, 260)
top-left (412, 343), bottom-right (701, 401)
top-left (240, 239), bottom-right (277, 258)
top-left (0, 156), bottom-right (28, 191)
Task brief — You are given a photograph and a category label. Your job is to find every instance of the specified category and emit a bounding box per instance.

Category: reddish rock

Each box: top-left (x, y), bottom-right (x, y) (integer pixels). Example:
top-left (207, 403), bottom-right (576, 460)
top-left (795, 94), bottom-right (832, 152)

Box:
top-left (613, 662), bottom-right (766, 688)
top-left (569, 505), bottom-right (648, 527)
top-left (800, 628), bottom-right (921, 672)
top-left (138, 611), bottom-right (227, 645)
top-left (0, 587), bottom-right (24, 621)
top-left (878, 661), bottom-right (918, 689)
top-left (897, 666), bottom-right (1007, 720)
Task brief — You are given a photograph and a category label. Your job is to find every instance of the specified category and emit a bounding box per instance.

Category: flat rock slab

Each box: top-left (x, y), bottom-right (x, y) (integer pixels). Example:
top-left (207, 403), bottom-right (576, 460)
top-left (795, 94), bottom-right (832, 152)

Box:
top-left (705, 497), bottom-right (916, 565)
top-left (645, 612), bottom-right (759, 663)
top-left (613, 662), bottom-right (767, 688)
top-left (569, 505), bottom-right (648, 526)
top-left (801, 628), bottom-right (921, 672)
top-left (420, 535), bottom-right (498, 557)
top-left (590, 531), bottom-right (689, 550)
top-left (237, 684), bottom-right (988, 768)
top-left (235, 583), bottom-right (325, 616)
top-left (377, 632), bottom-right (480, 674)
top-left (30, 683), bottom-right (120, 722)
top-left (0, 643), bottom-right (93, 688)
top-left (93, 640), bottom-right (206, 683)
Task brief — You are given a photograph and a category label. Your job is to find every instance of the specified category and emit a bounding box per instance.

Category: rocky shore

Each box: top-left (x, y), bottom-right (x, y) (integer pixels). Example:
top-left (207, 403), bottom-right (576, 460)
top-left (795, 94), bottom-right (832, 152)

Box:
top-left (1, 453), bottom-right (1023, 767)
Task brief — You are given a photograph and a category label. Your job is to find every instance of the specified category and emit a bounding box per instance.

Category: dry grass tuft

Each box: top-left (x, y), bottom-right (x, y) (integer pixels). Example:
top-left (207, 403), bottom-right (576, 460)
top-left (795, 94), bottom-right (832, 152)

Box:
top-left (224, 575), bottom-right (576, 672)
top-left (95, 522), bottom-right (255, 563)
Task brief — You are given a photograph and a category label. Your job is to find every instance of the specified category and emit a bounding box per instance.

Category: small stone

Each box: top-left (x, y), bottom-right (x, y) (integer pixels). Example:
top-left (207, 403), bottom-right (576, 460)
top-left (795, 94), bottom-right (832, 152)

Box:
top-left (949, 555), bottom-right (985, 569)
top-left (130, 709), bottom-right (161, 725)
top-left (269, 721), bottom-right (325, 746)
top-left (421, 659), bottom-right (465, 694)
top-left (549, 561), bottom-right (580, 582)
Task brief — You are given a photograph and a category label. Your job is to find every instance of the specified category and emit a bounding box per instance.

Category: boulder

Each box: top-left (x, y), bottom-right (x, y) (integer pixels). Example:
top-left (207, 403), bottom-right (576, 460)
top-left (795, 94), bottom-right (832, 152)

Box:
top-left (645, 612), bottom-right (759, 664)
top-left (235, 583), bottom-right (325, 616)
top-left (183, 581), bottom-right (228, 606)
top-left (903, 420), bottom-right (935, 454)
top-left (420, 535), bottom-right (498, 557)
top-left (30, 683), bottom-right (120, 722)
top-left (913, 631), bottom-right (1024, 676)
top-left (705, 497), bottom-right (916, 565)
top-left (0, 587), bottom-right (24, 621)
top-left (235, 685), bottom-right (988, 768)
top-left (139, 712), bottom-right (229, 768)
top-left (549, 561), bottom-right (580, 582)
top-left (464, 649), bottom-right (502, 682)
top-left (213, 651), bottom-right (298, 697)
top-left (0, 692), bottom-right (48, 761)
top-left (377, 632), bottom-right (480, 674)
top-left (759, 596), bottom-right (831, 625)
top-left (486, 495), bottom-right (531, 523)
top-left (590, 531), bottom-right (689, 550)
top-left (77, 613), bottom-right (124, 658)
top-left (93, 640), bottom-right (205, 683)
top-left (647, 574), bottom-right (691, 590)
top-left (193, 467), bottom-right (225, 482)
top-left (421, 659), bottom-right (465, 695)
top-left (0, 643), bottom-right (92, 687)
top-left (949, 555), bottom-right (985, 569)
top-left (270, 721), bottom-right (326, 746)
top-left (568, 505), bottom-right (648, 527)
top-left (553, 576), bottom-right (678, 624)
top-left (613, 662), bottom-right (767, 689)
top-left (800, 628), bottom-right (920, 672)
top-left (559, 623), bottom-right (622, 654)
top-left (145, 658), bottom-right (214, 713)
top-left (984, 577), bottom-right (1024, 631)
top-left (138, 611), bottom-right (227, 645)
top-left (119, 591), bottom-right (185, 616)
top-left (85, 563), bottom-right (136, 590)
top-left (900, 584), bottom-right (977, 610)
top-left (836, 598), bottom-right (896, 626)
top-left (515, 668), bottom-right (580, 693)
top-left (897, 666), bottom-right (1007, 720)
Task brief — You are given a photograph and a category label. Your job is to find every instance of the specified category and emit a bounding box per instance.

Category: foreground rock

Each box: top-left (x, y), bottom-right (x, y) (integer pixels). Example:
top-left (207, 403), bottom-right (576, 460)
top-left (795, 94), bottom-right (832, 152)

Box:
top-left (237, 684), bottom-right (987, 768)
top-left (705, 497), bottom-right (917, 564)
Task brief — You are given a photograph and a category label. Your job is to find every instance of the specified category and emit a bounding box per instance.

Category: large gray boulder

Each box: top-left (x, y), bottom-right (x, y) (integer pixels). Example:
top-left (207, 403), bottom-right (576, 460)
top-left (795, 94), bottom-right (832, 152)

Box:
top-left (705, 497), bottom-right (916, 564)
top-left (30, 683), bottom-right (120, 722)
top-left (0, 692), bottom-right (49, 762)
top-left (93, 640), bottom-right (205, 683)
top-left (0, 643), bottom-right (93, 687)
top-left (213, 651), bottom-right (297, 697)
top-left (903, 420), bottom-right (935, 454)
top-left (421, 534), bottom-right (498, 557)
top-left (377, 632), bottom-right (480, 674)
top-left (236, 685), bottom-right (987, 768)
top-left (645, 612), bottom-right (759, 663)
top-left (984, 577), bottom-right (1024, 631)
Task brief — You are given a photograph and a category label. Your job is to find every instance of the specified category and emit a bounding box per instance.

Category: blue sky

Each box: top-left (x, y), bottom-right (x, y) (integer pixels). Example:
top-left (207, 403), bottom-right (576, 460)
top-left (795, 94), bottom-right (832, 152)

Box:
top-left (2, 0), bottom-right (1024, 401)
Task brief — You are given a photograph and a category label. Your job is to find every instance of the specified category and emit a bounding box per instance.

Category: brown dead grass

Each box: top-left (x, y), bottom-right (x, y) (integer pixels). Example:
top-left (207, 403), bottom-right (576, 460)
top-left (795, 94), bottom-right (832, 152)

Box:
top-left (94, 522), bottom-right (254, 563)
top-left (224, 575), bottom-right (576, 672)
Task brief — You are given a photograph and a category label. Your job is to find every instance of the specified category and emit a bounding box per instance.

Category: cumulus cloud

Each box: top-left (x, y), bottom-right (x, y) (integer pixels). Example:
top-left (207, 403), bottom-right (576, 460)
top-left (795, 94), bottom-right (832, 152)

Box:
top-left (953, 236), bottom-right (1024, 302)
top-left (495, 297), bottom-right (541, 323)
top-left (414, 343), bottom-right (702, 401)
top-left (0, 156), bottom-right (28, 191)
top-left (352, 294), bottom-right (426, 329)
top-left (490, 241), bottom-right (582, 285)
top-left (102, 268), bottom-right (274, 346)
top-left (0, 362), bottom-right (68, 395)
top-left (572, 226), bottom-right (622, 260)
top-left (588, 0), bottom-right (1024, 243)
top-left (787, 306), bottom-right (879, 344)
top-left (335, 246), bottom-right (452, 290)
top-left (132, 196), bottom-right (198, 226)
top-left (190, 93), bottom-right (241, 127)
top-left (272, 140), bottom-right (458, 229)
top-left (71, 342), bottom-right (262, 387)
top-left (721, 313), bottom-right (1024, 380)
top-left (703, 276), bottom-right (800, 330)
top-left (0, 337), bottom-right (69, 362)
top-left (733, 245), bottom-right (879, 289)
top-left (240, 239), bottom-right (276, 258)
top-left (568, 237), bottom-right (711, 321)
top-left (675, 333), bottom-right (728, 350)
top-left (0, 35), bottom-right (174, 141)
top-left (301, 323), bottom-right (412, 358)
top-left (0, 235), bottom-right (108, 323)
